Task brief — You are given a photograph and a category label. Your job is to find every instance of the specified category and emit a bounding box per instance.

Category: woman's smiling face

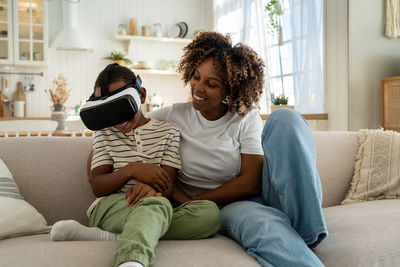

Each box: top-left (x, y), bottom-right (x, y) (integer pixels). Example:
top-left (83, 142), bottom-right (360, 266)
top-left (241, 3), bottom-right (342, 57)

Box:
top-left (190, 58), bottom-right (228, 121)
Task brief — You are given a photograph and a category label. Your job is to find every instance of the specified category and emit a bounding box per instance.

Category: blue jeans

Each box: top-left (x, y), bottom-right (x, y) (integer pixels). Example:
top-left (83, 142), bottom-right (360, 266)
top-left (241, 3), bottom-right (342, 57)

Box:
top-left (220, 109), bottom-right (327, 267)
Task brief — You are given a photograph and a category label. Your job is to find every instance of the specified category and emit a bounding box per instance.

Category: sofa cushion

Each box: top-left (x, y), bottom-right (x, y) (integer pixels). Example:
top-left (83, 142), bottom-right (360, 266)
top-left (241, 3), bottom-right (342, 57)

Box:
top-left (0, 137), bottom-right (95, 225)
top-left (0, 133), bottom-right (360, 225)
top-left (0, 158), bottom-right (50, 239)
top-left (314, 199), bottom-right (400, 266)
top-left (342, 129), bottom-right (400, 204)
top-left (312, 131), bottom-right (359, 207)
top-left (0, 234), bottom-right (261, 267)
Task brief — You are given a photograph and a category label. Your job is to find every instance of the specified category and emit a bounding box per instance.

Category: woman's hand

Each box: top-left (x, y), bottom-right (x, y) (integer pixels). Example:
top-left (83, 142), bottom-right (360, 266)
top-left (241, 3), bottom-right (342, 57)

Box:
top-left (128, 162), bottom-right (170, 194)
top-left (172, 186), bottom-right (192, 204)
top-left (126, 183), bottom-right (162, 208)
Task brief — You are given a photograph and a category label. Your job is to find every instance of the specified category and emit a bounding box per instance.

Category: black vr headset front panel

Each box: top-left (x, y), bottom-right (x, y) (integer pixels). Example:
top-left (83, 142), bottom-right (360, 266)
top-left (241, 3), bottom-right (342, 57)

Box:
top-left (79, 64), bottom-right (142, 131)
top-left (80, 94), bottom-right (139, 131)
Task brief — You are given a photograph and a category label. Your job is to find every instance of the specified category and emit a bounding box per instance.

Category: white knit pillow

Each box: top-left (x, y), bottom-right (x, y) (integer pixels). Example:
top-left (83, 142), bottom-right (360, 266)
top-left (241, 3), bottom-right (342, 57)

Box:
top-left (342, 129), bottom-right (400, 204)
top-left (0, 158), bottom-right (51, 239)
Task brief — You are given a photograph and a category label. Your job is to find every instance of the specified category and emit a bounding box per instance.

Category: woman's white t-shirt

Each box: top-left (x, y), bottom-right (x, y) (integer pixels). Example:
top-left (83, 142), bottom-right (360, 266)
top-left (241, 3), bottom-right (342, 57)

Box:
top-left (148, 102), bottom-right (264, 196)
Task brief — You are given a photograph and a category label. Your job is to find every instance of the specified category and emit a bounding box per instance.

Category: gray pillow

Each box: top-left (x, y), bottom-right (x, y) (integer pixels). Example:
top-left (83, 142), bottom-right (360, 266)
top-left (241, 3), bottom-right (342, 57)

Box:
top-left (0, 158), bottom-right (51, 239)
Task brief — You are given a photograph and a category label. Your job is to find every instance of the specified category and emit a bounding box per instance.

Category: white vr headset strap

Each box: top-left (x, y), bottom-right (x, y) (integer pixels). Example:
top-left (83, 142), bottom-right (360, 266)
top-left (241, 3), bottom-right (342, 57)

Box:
top-left (81, 87), bottom-right (141, 110)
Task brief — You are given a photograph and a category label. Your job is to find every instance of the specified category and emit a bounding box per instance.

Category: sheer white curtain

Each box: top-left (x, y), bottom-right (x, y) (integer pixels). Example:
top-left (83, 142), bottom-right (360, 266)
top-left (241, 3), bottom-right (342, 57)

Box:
top-left (214, 0), bottom-right (271, 114)
top-left (289, 0), bottom-right (324, 113)
top-left (386, 0), bottom-right (400, 38)
top-left (215, 0), bottom-right (324, 114)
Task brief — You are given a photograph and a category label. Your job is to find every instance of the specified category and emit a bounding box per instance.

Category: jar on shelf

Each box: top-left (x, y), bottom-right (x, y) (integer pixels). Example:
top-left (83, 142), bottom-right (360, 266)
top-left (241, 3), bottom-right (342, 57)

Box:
top-left (129, 18), bottom-right (137, 35)
top-left (141, 25), bottom-right (150, 36)
top-left (152, 23), bottom-right (162, 37)
top-left (118, 24), bottom-right (127, 35)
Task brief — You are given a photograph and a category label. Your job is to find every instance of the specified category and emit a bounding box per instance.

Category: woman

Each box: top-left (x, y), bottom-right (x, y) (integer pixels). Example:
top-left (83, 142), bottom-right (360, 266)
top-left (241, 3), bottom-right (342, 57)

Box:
top-left (149, 31), bottom-right (327, 266)
top-left (89, 31), bottom-right (328, 266)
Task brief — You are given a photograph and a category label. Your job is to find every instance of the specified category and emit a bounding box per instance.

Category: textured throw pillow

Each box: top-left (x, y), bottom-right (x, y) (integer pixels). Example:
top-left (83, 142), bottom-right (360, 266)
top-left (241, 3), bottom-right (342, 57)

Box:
top-left (0, 158), bottom-right (51, 239)
top-left (342, 129), bottom-right (400, 204)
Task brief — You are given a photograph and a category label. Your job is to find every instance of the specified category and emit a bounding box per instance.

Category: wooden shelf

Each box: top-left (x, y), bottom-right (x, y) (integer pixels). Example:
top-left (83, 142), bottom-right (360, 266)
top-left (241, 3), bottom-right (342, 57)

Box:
top-left (0, 130), bottom-right (93, 137)
top-left (1, 113), bottom-right (328, 122)
top-left (115, 35), bottom-right (191, 77)
top-left (260, 113), bottom-right (328, 120)
top-left (0, 117), bottom-right (49, 121)
top-left (130, 68), bottom-right (180, 76)
top-left (114, 35), bottom-right (192, 44)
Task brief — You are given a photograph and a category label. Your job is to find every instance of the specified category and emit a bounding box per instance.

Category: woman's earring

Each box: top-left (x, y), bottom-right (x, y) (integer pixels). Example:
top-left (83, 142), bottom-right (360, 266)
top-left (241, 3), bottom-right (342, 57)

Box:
top-left (222, 96), bottom-right (229, 105)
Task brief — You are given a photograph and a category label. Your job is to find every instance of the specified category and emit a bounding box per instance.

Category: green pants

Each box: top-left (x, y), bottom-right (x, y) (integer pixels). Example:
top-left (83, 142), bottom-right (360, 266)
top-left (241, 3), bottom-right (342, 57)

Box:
top-left (89, 193), bottom-right (221, 267)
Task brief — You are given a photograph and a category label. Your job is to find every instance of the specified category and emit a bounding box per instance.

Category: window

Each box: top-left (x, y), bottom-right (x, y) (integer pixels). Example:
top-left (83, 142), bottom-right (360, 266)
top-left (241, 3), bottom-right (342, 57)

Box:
top-left (267, 0), bottom-right (324, 114)
top-left (214, 0), bottom-right (269, 114)
top-left (214, 0), bottom-right (325, 114)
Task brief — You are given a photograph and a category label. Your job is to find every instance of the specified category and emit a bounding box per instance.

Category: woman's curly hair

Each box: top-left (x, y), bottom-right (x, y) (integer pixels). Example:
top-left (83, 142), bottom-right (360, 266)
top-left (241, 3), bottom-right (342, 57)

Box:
top-left (177, 31), bottom-right (265, 115)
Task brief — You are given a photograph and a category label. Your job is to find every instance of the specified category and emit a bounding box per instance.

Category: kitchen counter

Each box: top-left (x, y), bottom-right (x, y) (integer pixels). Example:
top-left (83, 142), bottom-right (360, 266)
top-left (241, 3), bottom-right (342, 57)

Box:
top-left (0, 116), bottom-right (81, 121)
top-left (0, 116), bottom-right (86, 132)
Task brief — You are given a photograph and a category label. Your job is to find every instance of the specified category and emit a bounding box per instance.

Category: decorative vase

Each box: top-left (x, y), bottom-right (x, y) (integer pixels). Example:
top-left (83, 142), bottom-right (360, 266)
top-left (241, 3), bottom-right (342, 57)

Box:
top-left (51, 111), bottom-right (67, 131)
top-left (53, 104), bottom-right (64, 112)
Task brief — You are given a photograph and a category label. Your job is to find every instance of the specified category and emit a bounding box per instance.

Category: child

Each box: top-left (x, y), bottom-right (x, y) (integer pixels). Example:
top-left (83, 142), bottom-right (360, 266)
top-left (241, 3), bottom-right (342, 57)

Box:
top-left (50, 64), bottom-right (221, 267)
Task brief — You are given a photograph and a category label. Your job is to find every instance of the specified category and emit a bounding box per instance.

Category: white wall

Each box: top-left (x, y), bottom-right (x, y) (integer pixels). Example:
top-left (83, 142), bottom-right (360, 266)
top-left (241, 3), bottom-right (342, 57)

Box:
top-left (8, 0), bottom-right (399, 131)
top-left (348, 0), bottom-right (400, 130)
top-left (4, 0), bottom-right (213, 117)
top-left (325, 0), bottom-right (400, 131)
top-left (326, 0), bottom-right (349, 131)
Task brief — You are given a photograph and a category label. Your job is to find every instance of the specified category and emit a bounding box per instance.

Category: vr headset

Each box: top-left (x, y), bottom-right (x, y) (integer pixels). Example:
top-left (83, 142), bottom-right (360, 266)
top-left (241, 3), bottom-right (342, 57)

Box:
top-left (80, 63), bottom-right (142, 131)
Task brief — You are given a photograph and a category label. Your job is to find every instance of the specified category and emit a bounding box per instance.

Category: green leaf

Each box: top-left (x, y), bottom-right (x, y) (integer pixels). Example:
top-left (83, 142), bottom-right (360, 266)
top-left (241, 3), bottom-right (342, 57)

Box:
top-left (103, 50), bottom-right (131, 63)
top-left (265, 0), bottom-right (280, 32)
top-left (273, 93), bottom-right (289, 105)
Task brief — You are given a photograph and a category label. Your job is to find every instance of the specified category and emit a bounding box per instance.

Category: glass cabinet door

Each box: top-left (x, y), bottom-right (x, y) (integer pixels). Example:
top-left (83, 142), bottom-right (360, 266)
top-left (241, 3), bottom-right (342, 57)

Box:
top-left (0, 0), bottom-right (13, 64)
top-left (14, 0), bottom-right (46, 65)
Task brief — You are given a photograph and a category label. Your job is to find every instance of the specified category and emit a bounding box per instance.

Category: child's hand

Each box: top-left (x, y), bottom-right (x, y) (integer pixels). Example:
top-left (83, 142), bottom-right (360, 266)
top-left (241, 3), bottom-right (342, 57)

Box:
top-left (128, 162), bottom-right (170, 194)
top-left (126, 183), bottom-right (162, 208)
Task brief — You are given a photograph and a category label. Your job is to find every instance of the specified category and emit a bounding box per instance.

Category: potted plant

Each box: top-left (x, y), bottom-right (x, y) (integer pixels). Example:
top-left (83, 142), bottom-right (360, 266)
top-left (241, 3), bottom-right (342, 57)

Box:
top-left (265, 0), bottom-right (284, 45)
top-left (103, 50), bottom-right (132, 66)
top-left (45, 74), bottom-right (72, 131)
top-left (45, 74), bottom-right (71, 112)
top-left (265, 0), bottom-right (281, 32)
top-left (271, 93), bottom-right (294, 112)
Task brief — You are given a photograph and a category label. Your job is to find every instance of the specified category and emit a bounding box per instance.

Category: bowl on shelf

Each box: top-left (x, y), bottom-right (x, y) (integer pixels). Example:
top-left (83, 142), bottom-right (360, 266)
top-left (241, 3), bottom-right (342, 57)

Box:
top-left (64, 106), bottom-right (76, 116)
top-left (156, 60), bottom-right (178, 71)
top-left (138, 60), bottom-right (156, 69)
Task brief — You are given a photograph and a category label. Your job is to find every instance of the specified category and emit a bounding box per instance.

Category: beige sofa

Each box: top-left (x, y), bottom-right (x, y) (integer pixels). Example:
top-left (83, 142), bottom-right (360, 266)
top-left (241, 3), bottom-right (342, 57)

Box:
top-left (0, 131), bottom-right (400, 267)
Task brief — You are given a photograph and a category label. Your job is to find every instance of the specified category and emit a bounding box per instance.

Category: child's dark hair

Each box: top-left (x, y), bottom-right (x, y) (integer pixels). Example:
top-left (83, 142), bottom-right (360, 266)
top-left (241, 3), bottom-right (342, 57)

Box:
top-left (94, 64), bottom-right (136, 92)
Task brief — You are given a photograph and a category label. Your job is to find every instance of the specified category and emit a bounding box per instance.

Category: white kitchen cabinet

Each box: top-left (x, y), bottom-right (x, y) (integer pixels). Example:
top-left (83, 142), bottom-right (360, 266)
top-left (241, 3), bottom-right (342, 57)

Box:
top-left (0, 0), bottom-right (13, 64)
top-left (0, 0), bottom-right (47, 66)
